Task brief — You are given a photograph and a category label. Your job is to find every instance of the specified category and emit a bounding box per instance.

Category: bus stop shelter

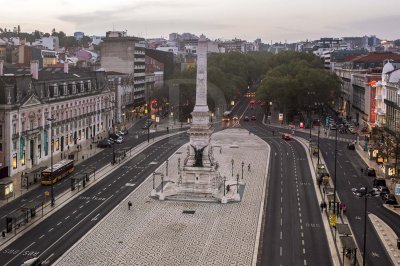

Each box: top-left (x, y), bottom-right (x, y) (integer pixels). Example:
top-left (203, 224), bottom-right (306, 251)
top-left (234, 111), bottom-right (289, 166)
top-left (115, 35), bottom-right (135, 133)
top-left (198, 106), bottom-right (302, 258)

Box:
top-left (0, 178), bottom-right (13, 200)
top-left (340, 235), bottom-right (357, 265)
top-left (21, 166), bottom-right (47, 190)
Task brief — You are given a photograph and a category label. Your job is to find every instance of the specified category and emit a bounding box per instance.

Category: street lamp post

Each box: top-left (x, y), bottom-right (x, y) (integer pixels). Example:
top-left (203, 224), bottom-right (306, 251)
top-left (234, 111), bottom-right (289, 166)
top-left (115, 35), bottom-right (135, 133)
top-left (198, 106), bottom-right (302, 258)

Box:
top-left (223, 176), bottom-right (226, 196)
top-left (153, 172), bottom-right (155, 190)
top-left (236, 174), bottom-right (239, 193)
top-left (317, 123), bottom-right (321, 164)
top-left (241, 161), bottom-right (244, 180)
top-left (353, 188), bottom-right (379, 266)
top-left (47, 117), bottom-right (56, 207)
top-left (333, 127), bottom-right (338, 232)
top-left (231, 159), bottom-right (234, 177)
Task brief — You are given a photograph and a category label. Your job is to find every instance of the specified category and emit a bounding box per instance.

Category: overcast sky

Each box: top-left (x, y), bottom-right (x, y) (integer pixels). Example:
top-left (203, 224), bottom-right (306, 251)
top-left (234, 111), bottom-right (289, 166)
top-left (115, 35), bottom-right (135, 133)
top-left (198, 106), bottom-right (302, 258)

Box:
top-left (1, 0), bottom-right (399, 42)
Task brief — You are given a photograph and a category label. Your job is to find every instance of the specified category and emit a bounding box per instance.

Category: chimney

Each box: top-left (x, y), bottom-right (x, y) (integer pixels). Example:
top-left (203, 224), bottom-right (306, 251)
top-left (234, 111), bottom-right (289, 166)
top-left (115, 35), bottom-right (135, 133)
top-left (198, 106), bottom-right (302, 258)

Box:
top-left (30, 60), bottom-right (39, 79)
top-left (64, 62), bottom-right (69, 74)
top-left (0, 60), bottom-right (3, 76)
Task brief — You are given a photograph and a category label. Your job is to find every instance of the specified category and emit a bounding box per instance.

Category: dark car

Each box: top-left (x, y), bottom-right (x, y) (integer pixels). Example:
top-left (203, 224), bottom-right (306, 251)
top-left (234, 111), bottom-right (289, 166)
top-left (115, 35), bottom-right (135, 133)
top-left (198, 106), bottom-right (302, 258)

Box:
top-left (378, 186), bottom-right (390, 196)
top-left (109, 133), bottom-right (120, 140)
top-left (367, 168), bottom-right (377, 177)
top-left (251, 115), bottom-right (256, 120)
top-left (282, 134), bottom-right (291, 140)
top-left (347, 143), bottom-right (355, 150)
top-left (244, 116), bottom-right (250, 121)
top-left (382, 194), bottom-right (398, 205)
top-left (97, 140), bottom-right (112, 148)
top-left (373, 178), bottom-right (386, 188)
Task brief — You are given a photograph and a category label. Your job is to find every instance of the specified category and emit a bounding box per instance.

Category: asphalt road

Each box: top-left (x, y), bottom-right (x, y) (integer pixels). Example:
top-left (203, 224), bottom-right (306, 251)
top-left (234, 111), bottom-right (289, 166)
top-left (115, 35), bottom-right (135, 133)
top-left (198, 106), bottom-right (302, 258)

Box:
top-left (0, 134), bottom-right (189, 266)
top-left (0, 119), bottom-right (184, 233)
top-left (272, 117), bottom-right (398, 265)
top-left (319, 139), bottom-right (395, 265)
top-left (232, 100), bottom-right (332, 266)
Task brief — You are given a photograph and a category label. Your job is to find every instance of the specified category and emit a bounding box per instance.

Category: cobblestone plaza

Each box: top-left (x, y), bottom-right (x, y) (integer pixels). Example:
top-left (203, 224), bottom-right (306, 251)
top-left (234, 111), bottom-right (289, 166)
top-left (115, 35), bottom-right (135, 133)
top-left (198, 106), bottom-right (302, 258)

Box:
top-left (55, 128), bottom-right (270, 266)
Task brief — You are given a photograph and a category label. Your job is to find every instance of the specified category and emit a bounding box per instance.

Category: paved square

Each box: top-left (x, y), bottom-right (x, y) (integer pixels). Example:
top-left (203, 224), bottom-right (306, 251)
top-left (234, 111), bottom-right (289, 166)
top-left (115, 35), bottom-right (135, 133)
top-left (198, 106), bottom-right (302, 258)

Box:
top-left (55, 128), bottom-right (270, 266)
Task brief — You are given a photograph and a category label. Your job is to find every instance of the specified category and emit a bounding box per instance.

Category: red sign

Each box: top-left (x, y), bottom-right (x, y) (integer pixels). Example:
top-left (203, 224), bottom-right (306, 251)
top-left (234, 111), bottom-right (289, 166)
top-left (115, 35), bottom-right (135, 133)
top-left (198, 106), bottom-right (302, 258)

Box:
top-left (299, 122), bottom-right (304, 128)
top-left (370, 85), bottom-right (376, 123)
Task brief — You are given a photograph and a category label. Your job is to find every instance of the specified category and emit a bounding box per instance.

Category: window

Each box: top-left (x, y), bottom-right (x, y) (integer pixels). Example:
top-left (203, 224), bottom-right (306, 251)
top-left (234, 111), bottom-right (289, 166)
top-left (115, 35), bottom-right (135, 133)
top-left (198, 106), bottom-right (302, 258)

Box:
top-left (21, 121), bottom-right (25, 131)
top-left (54, 84), bottom-right (58, 96)
top-left (0, 143), bottom-right (2, 151)
top-left (0, 125), bottom-right (2, 139)
top-left (13, 140), bottom-right (17, 150)
top-left (13, 124), bottom-right (16, 134)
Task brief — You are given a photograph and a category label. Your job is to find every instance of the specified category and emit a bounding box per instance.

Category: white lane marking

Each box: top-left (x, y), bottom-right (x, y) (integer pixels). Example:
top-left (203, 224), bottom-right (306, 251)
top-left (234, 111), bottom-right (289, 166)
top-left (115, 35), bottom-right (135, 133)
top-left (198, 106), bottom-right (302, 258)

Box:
top-left (65, 216), bottom-right (70, 220)
top-left (72, 210), bottom-right (77, 214)
top-left (304, 259), bottom-right (307, 265)
top-left (280, 231), bottom-right (282, 240)
top-left (303, 248), bottom-right (306, 254)
top-left (48, 228), bottom-right (54, 232)
top-left (39, 235), bottom-right (45, 239)
top-left (79, 205), bottom-right (84, 209)
top-left (302, 240), bottom-right (305, 245)
top-left (4, 241), bottom-right (36, 266)
top-left (40, 195), bottom-right (114, 256)
top-left (301, 232), bottom-right (304, 238)
top-left (280, 246), bottom-right (282, 256)
top-left (57, 221), bottom-right (62, 226)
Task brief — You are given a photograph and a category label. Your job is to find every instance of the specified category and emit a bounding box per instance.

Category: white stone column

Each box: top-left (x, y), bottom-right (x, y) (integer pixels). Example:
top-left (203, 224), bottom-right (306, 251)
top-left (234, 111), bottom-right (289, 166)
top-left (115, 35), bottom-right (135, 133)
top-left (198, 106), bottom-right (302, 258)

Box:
top-left (193, 35), bottom-right (209, 114)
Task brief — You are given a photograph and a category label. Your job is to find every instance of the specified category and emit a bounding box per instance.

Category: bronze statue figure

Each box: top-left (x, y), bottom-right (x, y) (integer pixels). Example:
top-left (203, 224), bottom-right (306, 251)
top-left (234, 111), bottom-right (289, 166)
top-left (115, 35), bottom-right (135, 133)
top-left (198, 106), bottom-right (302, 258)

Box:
top-left (191, 145), bottom-right (207, 167)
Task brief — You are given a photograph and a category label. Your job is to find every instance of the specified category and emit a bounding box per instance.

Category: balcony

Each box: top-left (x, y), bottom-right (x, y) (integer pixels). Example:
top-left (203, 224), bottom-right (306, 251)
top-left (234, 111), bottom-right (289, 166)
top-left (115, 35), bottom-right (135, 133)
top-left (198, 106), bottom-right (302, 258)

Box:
top-left (135, 43), bottom-right (145, 48)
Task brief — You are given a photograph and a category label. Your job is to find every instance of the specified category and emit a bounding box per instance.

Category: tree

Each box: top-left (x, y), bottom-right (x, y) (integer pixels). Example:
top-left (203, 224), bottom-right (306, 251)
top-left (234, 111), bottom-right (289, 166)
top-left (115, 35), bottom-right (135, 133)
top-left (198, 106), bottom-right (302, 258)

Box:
top-left (394, 39), bottom-right (400, 47)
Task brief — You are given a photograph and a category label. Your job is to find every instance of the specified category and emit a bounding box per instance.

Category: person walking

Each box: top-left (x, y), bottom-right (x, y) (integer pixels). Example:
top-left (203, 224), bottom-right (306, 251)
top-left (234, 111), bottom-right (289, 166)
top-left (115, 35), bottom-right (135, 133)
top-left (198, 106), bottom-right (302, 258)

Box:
top-left (320, 201), bottom-right (324, 212)
top-left (128, 201), bottom-right (132, 210)
top-left (248, 164), bottom-right (251, 171)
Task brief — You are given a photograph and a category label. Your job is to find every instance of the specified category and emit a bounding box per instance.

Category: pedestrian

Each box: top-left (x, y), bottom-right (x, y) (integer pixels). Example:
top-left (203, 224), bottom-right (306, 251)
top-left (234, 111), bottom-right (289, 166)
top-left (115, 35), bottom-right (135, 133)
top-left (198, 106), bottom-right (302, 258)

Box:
top-left (361, 168), bottom-right (364, 175)
top-left (339, 202), bottom-right (344, 215)
top-left (323, 201), bottom-right (327, 210)
top-left (220, 147), bottom-right (222, 154)
top-left (317, 177), bottom-right (322, 187)
top-left (167, 126), bottom-right (169, 133)
top-left (320, 201), bottom-right (324, 212)
top-left (248, 164), bottom-right (251, 171)
top-left (128, 201), bottom-right (132, 210)
top-left (227, 185), bottom-right (230, 192)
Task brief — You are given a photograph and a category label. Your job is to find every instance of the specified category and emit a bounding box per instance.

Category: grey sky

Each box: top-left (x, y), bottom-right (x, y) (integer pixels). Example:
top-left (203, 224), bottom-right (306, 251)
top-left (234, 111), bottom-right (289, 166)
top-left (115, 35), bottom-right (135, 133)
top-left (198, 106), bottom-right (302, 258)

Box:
top-left (1, 0), bottom-right (399, 42)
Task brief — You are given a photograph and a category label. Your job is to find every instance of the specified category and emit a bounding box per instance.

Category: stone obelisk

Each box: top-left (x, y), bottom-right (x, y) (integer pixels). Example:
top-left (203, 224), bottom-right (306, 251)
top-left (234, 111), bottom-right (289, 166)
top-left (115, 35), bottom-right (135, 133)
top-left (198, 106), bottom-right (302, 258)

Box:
top-left (186, 34), bottom-right (213, 167)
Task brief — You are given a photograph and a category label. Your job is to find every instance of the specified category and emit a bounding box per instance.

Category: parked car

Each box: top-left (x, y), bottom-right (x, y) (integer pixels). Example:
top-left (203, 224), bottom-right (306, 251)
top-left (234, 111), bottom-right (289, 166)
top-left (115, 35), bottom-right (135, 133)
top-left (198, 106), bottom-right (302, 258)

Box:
top-left (251, 115), bottom-right (256, 120)
top-left (378, 186), bottom-right (390, 196)
top-left (367, 168), bottom-right (377, 177)
top-left (233, 116), bottom-right (239, 121)
top-left (115, 137), bottom-right (123, 144)
top-left (347, 143), bottom-right (355, 150)
top-left (382, 194), bottom-right (398, 205)
top-left (97, 140), bottom-right (112, 148)
top-left (352, 187), bottom-right (366, 197)
top-left (330, 124), bottom-right (337, 130)
top-left (282, 133), bottom-right (291, 140)
top-left (373, 178), bottom-right (386, 188)
top-left (244, 116), bottom-right (250, 121)
top-left (109, 133), bottom-right (120, 140)
top-left (352, 187), bottom-right (379, 197)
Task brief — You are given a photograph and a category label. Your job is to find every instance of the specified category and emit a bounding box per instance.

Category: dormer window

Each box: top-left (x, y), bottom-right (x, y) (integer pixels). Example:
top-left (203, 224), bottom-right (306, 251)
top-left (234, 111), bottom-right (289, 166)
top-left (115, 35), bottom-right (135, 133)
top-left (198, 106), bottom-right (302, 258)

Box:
top-left (88, 80), bottom-right (92, 91)
top-left (80, 81), bottom-right (84, 93)
top-left (72, 82), bottom-right (77, 94)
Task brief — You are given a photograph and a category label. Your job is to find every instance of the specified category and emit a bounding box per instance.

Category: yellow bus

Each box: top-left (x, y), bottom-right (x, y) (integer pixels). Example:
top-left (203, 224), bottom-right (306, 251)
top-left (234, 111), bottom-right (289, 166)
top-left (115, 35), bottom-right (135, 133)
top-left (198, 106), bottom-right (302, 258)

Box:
top-left (41, 159), bottom-right (75, 185)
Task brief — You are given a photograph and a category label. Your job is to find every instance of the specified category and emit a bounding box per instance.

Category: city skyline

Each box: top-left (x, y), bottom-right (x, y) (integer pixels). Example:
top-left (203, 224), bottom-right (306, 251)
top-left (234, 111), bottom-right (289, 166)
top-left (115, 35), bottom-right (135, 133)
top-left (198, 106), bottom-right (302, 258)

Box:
top-left (1, 0), bottom-right (400, 42)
